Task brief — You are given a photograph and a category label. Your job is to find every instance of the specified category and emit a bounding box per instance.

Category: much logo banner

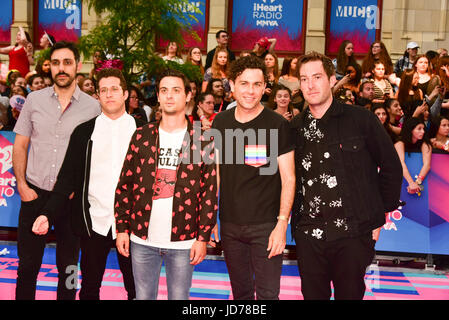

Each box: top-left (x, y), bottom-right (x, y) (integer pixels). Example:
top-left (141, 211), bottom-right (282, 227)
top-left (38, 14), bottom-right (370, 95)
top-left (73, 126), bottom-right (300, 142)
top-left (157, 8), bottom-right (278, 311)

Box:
top-left (37, 0), bottom-right (82, 44)
top-left (326, 0), bottom-right (381, 55)
top-left (0, 0), bottom-right (13, 44)
top-left (230, 0), bottom-right (306, 54)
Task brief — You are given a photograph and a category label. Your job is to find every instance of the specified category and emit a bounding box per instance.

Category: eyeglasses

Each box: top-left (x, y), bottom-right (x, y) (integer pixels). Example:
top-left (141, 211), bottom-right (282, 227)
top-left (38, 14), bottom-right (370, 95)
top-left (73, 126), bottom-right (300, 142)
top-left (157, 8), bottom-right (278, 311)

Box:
top-left (98, 86), bottom-right (123, 96)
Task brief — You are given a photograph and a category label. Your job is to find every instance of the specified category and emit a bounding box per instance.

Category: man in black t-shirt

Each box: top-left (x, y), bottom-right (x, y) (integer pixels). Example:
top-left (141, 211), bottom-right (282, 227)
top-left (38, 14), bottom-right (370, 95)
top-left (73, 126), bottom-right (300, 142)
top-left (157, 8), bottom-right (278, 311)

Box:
top-left (211, 56), bottom-right (295, 300)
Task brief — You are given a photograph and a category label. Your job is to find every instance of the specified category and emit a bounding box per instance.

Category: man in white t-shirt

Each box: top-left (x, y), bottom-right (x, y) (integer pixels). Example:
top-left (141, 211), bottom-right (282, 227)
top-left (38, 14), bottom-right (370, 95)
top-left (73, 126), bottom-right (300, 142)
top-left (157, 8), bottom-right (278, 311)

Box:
top-left (32, 68), bottom-right (144, 300)
top-left (115, 69), bottom-right (218, 300)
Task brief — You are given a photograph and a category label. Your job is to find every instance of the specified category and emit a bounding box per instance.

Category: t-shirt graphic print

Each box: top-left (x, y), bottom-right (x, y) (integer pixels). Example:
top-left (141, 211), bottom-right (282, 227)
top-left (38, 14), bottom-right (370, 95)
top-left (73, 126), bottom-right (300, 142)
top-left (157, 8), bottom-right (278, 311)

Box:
top-left (131, 126), bottom-right (195, 249)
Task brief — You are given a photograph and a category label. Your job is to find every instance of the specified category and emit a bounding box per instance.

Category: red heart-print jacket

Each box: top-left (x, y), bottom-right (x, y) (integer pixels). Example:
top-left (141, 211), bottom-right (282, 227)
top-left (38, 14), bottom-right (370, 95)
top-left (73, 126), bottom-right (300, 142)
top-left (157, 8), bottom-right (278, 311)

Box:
top-left (114, 120), bottom-right (218, 242)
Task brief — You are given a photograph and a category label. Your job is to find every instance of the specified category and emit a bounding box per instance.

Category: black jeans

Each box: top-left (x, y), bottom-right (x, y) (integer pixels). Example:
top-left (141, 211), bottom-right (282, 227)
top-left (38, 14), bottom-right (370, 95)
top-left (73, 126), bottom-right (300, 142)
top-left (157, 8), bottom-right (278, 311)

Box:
top-left (220, 221), bottom-right (283, 300)
top-left (15, 184), bottom-right (80, 300)
top-left (79, 229), bottom-right (135, 300)
top-left (295, 230), bottom-right (375, 300)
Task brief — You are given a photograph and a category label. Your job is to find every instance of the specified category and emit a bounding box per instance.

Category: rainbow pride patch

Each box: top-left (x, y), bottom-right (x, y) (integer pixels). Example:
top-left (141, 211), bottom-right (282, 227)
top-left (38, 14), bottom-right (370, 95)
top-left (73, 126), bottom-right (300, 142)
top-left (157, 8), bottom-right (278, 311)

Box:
top-left (245, 145), bottom-right (267, 167)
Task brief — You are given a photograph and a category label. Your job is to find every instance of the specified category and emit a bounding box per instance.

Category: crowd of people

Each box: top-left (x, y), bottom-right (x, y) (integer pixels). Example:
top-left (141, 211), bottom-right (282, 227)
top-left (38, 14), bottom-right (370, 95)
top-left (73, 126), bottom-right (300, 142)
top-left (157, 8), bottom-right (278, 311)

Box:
top-left (0, 27), bottom-right (448, 302)
top-left (2, 31), bottom-right (448, 194)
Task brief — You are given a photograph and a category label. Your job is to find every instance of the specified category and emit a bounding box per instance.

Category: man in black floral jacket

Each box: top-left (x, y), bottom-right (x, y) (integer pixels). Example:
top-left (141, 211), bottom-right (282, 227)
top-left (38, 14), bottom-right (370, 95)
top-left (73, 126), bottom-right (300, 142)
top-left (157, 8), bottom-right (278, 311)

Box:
top-left (291, 52), bottom-right (402, 300)
top-left (115, 69), bottom-right (218, 300)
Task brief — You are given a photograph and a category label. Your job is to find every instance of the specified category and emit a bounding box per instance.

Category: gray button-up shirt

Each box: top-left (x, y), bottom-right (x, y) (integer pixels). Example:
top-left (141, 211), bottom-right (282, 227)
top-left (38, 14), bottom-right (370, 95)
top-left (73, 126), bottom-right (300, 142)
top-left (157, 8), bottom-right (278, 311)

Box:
top-left (14, 85), bottom-right (101, 191)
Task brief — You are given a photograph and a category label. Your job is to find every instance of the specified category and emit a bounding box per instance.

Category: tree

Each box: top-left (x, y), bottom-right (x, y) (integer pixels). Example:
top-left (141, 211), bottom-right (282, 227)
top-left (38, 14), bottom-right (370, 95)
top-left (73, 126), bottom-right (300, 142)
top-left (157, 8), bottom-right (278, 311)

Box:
top-left (78, 0), bottom-right (202, 83)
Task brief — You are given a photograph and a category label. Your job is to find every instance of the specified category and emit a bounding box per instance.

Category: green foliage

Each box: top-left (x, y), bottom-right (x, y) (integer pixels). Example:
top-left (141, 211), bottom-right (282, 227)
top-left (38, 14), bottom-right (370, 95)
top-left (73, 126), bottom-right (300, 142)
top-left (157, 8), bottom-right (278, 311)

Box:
top-left (147, 56), bottom-right (203, 83)
top-left (78, 0), bottom-right (202, 83)
top-left (34, 48), bottom-right (51, 65)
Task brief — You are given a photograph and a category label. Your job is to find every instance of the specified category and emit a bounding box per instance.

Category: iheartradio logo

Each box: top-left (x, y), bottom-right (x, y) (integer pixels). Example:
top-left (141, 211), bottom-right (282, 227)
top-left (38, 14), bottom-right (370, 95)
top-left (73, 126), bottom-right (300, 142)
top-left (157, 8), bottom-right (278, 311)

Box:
top-left (0, 145), bottom-right (13, 175)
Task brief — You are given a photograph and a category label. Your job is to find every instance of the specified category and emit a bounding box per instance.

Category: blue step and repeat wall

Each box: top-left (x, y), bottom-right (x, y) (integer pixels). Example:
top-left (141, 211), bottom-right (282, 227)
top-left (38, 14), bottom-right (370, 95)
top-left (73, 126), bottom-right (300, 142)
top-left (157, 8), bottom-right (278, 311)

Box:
top-left (0, 132), bottom-right (21, 228)
top-left (1, 131), bottom-right (448, 255)
top-left (285, 152), bottom-right (449, 255)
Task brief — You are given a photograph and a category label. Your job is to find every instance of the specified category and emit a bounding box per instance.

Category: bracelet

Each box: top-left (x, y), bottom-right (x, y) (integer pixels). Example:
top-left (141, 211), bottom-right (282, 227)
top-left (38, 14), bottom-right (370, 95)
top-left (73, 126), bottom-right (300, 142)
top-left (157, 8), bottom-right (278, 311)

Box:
top-left (277, 215), bottom-right (289, 222)
top-left (418, 175), bottom-right (424, 181)
top-left (200, 115), bottom-right (206, 120)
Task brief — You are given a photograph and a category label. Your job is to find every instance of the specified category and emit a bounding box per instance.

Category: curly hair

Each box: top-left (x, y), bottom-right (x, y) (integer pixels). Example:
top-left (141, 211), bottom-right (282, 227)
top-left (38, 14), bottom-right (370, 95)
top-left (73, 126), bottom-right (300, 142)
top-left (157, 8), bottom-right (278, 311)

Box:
top-left (228, 55), bottom-right (267, 83)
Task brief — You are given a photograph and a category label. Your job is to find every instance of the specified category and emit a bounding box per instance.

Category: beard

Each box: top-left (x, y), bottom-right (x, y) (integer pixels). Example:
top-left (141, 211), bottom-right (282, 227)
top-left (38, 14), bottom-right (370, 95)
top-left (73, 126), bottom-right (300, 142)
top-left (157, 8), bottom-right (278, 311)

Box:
top-left (52, 72), bottom-right (75, 89)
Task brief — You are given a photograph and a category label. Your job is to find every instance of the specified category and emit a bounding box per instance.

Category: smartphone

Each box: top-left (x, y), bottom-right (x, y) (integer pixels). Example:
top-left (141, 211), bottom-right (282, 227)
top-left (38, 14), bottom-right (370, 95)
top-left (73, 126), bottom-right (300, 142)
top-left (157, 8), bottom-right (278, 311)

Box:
top-left (424, 95), bottom-right (431, 105)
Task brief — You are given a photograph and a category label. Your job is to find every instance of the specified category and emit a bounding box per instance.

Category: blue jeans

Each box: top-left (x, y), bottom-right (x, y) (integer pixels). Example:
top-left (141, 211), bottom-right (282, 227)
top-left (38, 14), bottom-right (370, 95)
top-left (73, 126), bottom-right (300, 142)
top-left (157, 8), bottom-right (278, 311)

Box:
top-left (131, 242), bottom-right (194, 300)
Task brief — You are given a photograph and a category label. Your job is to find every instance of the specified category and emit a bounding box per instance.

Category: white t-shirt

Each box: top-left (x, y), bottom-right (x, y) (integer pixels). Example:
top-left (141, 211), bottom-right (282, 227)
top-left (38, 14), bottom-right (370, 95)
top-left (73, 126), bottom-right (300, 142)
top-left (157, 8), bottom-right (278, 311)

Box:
top-left (131, 126), bottom-right (195, 249)
top-left (89, 112), bottom-right (136, 239)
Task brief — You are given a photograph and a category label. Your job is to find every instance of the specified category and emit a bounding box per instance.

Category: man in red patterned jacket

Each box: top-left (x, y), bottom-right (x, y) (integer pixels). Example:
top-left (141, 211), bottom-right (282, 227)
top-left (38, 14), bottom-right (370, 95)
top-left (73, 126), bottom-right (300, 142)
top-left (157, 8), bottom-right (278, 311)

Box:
top-left (115, 68), bottom-right (218, 300)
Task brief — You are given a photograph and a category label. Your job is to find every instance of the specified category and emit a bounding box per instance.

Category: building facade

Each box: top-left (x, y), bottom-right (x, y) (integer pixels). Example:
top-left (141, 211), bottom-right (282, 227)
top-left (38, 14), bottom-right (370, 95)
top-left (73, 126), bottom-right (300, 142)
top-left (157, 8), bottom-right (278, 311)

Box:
top-left (2, 0), bottom-right (449, 71)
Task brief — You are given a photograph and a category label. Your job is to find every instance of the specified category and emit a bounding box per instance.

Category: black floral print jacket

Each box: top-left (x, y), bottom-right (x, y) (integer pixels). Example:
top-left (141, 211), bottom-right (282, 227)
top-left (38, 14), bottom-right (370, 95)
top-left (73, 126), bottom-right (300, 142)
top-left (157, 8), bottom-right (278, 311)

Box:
top-left (114, 120), bottom-right (218, 242)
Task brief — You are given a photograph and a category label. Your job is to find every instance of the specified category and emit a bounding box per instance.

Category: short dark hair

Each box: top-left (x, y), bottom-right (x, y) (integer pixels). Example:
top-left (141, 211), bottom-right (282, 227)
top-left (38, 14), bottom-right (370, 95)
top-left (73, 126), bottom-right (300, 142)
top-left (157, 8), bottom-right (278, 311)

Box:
top-left (359, 79), bottom-right (374, 93)
top-left (27, 74), bottom-right (44, 86)
top-left (228, 55), bottom-right (267, 83)
top-left (205, 78), bottom-right (223, 94)
top-left (296, 51), bottom-right (335, 79)
top-left (198, 92), bottom-right (214, 103)
top-left (216, 30), bottom-right (228, 39)
top-left (96, 68), bottom-right (127, 92)
top-left (50, 41), bottom-right (80, 63)
top-left (156, 68), bottom-right (190, 94)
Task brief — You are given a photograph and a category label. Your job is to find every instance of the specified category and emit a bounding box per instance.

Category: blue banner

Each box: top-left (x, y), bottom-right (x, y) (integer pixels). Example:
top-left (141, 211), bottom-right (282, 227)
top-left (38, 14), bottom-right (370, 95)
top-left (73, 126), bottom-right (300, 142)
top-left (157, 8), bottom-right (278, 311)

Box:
top-left (0, 0), bottom-right (13, 43)
top-left (0, 131), bottom-right (20, 228)
top-left (230, 0), bottom-right (305, 53)
top-left (327, 0), bottom-right (380, 55)
top-left (38, 0), bottom-right (82, 43)
top-left (158, 0), bottom-right (209, 50)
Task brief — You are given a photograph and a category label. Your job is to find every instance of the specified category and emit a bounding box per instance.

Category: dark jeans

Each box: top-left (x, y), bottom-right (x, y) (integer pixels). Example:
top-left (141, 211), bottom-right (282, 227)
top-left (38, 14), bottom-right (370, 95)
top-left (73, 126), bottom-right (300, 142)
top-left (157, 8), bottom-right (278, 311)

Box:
top-left (15, 184), bottom-right (80, 300)
top-left (220, 221), bottom-right (283, 300)
top-left (295, 230), bottom-right (375, 300)
top-left (79, 229), bottom-right (135, 300)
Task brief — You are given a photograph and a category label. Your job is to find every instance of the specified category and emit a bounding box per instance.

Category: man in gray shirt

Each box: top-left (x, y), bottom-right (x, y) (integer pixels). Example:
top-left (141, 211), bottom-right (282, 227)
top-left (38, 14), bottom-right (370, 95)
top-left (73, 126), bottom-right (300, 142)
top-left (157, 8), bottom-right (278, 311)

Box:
top-left (12, 41), bottom-right (100, 300)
